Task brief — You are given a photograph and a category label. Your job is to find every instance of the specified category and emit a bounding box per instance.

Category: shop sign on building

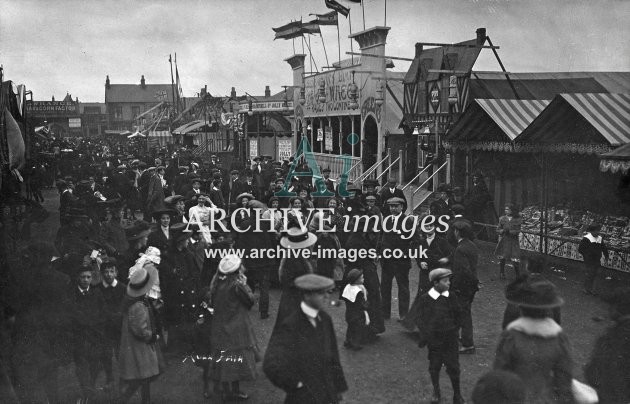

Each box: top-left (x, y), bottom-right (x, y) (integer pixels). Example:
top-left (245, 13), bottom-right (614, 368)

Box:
top-left (27, 101), bottom-right (78, 116)
top-left (430, 82), bottom-right (441, 113)
top-left (249, 138), bottom-right (258, 161)
top-left (324, 127), bottom-right (333, 151)
top-left (68, 118), bottom-right (81, 128)
top-left (448, 75), bottom-right (458, 105)
top-left (303, 69), bottom-right (363, 117)
top-left (278, 139), bottom-right (293, 160)
top-left (238, 101), bottom-right (294, 113)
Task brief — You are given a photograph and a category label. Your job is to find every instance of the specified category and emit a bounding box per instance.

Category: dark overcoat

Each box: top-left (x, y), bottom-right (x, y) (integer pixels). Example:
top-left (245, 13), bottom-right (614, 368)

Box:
top-left (264, 309), bottom-right (348, 404)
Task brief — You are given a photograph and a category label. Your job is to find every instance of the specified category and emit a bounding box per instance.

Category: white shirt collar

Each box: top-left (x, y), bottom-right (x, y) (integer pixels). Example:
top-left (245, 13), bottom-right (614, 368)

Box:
top-left (428, 287), bottom-right (449, 300)
top-left (102, 279), bottom-right (118, 288)
top-left (584, 233), bottom-right (602, 243)
top-left (390, 187), bottom-right (395, 193)
top-left (78, 285), bottom-right (90, 294)
top-left (300, 301), bottom-right (319, 319)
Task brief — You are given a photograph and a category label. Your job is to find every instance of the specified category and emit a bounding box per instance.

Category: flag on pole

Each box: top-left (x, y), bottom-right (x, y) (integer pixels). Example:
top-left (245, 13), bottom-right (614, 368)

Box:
top-left (324, 0), bottom-right (349, 17)
top-left (309, 10), bottom-right (338, 25)
top-left (302, 21), bottom-right (322, 35)
top-left (272, 20), bottom-right (304, 40)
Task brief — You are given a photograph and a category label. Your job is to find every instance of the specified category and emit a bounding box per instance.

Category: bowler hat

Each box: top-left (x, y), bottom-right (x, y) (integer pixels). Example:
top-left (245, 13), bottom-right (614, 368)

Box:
top-left (164, 195), bottom-right (184, 205)
top-left (280, 227), bottom-right (317, 249)
top-left (429, 268), bottom-right (452, 283)
top-left (126, 266), bottom-right (156, 298)
top-left (151, 207), bottom-right (176, 221)
top-left (346, 268), bottom-right (364, 284)
top-left (505, 278), bottom-right (564, 309)
top-left (295, 274), bottom-right (334, 292)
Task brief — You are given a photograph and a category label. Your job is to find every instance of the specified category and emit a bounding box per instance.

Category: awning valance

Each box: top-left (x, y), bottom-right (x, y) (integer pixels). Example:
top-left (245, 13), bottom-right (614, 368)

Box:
top-left (599, 142), bottom-right (630, 174)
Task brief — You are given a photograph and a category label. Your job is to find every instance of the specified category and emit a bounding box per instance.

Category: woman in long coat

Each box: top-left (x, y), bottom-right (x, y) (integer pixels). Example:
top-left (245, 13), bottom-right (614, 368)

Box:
top-left (118, 265), bottom-right (165, 404)
top-left (495, 204), bottom-right (522, 279)
top-left (494, 278), bottom-right (573, 404)
top-left (207, 255), bottom-right (259, 401)
top-left (273, 227), bottom-right (317, 331)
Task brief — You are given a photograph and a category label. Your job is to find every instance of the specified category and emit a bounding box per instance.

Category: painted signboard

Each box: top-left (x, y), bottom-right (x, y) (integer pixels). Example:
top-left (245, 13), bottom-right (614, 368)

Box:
top-left (249, 138), bottom-right (258, 161)
top-left (26, 101), bottom-right (78, 116)
top-left (302, 69), bottom-right (363, 118)
top-left (278, 139), bottom-right (293, 160)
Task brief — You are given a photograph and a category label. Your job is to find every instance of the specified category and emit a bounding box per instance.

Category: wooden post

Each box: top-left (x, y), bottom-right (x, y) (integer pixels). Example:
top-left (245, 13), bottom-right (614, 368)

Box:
top-left (398, 149), bottom-right (404, 185)
top-left (338, 116), bottom-right (343, 155)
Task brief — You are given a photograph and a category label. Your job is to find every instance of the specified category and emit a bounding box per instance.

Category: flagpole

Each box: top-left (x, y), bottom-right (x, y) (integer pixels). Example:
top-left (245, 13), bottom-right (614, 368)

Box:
top-left (349, 12), bottom-right (354, 65)
top-left (169, 54), bottom-right (176, 111)
top-left (361, 0), bottom-right (366, 30)
top-left (301, 35), bottom-right (305, 54)
top-left (292, 37), bottom-right (296, 54)
top-left (306, 35), bottom-right (318, 73)
top-left (175, 52), bottom-right (181, 113)
top-left (320, 32), bottom-right (330, 68)
top-left (336, 17), bottom-right (341, 65)
top-left (384, 0), bottom-right (387, 26)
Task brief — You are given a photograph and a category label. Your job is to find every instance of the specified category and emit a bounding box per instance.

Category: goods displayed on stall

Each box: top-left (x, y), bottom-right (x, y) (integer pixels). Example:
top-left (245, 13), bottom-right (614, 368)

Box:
top-left (519, 205), bottom-right (630, 272)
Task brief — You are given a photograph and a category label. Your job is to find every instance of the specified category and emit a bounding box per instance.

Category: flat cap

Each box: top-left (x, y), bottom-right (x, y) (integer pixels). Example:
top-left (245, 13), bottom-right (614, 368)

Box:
top-left (429, 268), bottom-right (452, 282)
top-left (365, 195), bottom-right (377, 201)
top-left (230, 169), bottom-right (239, 175)
top-left (294, 274), bottom-right (334, 292)
top-left (346, 268), bottom-right (363, 284)
top-left (386, 197), bottom-right (405, 205)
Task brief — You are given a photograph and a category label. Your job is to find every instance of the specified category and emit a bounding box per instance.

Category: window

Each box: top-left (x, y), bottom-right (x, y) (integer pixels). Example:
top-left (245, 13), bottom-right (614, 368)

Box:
top-left (132, 106), bottom-right (140, 118)
top-left (114, 106), bottom-right (123, 120)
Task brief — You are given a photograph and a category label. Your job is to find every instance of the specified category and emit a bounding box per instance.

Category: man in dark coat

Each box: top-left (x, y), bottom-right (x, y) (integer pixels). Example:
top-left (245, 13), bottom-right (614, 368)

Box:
top-left (441, 220), bottom-right (479, 353)
top-left (69, 265), bottom-right (107, 402)
top-left (95, 257), bottom-right (125, 385)
top-left (146, 167), bottom-right (167, 217)
top-left (578, 223), bottom-right (609, 295)
top-left (222, 169), bottom-right (243, 213)
top-left (430, 184), bottom-right (453, 219)
top-left (264, 274), bottom-right (348, 404)
top-left (379, 177), bottom-right (407, 216)
top-left (464, 171), bottom-right (490, 224)
top-left (379, 197), bottom-right (417, 320)
top-left (585, 287), bottom-right (630, 404)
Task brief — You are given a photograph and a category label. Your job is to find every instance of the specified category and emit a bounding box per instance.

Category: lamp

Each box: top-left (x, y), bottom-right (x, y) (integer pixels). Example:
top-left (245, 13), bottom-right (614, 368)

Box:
top-left (299, 86), bottom-right (306, 105)
top-left (375, 80), bottom-right (384, 106)
top-left (348, 71), bottom-right (359, 109)
top-left (412, 126), bottom-right (420, 135)
top-left (423, 126), bottom-right (431, 134)
top-left (247, 99), bottom-right (253, 116)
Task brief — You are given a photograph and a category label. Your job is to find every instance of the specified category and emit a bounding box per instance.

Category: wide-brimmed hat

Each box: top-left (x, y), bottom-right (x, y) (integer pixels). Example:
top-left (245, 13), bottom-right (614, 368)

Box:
top-left (236, 193), bottom-right (255, 203)
top-left (386, 197), bottom-right (405, 205)
top-left (164, 195), bottom-right (185, 205)
top-left (248, 200), bottom-right (266, 210)
top-left (151, 207), bottom-right (176, 221)
top-left (174, 229), bottom-right (192, 244)
top-left (365, 195), bottom-right (377, 202)
top-left (280, 227), bottom-right (317, 249)
top-left (125, 221), bottom-right (151, 240)
top-left (346, 268), bottom-right (364, 284)
top-left (586, 223), bottom-right (602, 232)
top-left (126, 266), bottom-right (156, 298)
top-left (219, 254), bottom-right (242, 274)
top-left (506, 278), bottom-right (564, 309)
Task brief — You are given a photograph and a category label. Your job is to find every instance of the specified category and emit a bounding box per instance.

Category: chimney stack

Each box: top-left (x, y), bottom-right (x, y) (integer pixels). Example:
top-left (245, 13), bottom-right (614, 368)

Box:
top-left (415, 43), bottom-right (423, 58)
top-left (200, 86), bottom-right (206, 97)
top-left (105, 75), bottom-right (110, 89)
top-left (231, 87), bottom-right (237, 98)
top-left (52, 95), bottom-right (55, 101)
top-left (265, 86), bottom-right (271, 97)
top-left (140, 75), bottom-right (146, 88)
top-left (476, 28), bottom-right (487, 46)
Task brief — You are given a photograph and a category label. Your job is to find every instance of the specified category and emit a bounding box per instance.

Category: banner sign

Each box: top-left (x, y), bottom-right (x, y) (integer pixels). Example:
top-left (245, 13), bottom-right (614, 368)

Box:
top-left (278, 139), bottom-right (293, 161)
top-left (249, 138), bottom-right (258, 161)
top-left (303, 69), bottom-right (363, 118)
top-left (27, 101), bottom-right (77, 116)
top-left (238, 101), bottom-right (293, 113)
top-left (68, 118), bottom-right (81, 128)
top-left (448, 75), bottom-right (458, 105)
top-left (324, 127), bottom-right (333, 151)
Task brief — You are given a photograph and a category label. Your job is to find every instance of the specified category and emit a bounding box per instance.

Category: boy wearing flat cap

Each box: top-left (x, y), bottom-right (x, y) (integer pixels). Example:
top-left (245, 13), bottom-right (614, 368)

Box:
top-left (416, 268), bottom-right (464, 404)
top-left (264, 274), bottom-right (348, 404)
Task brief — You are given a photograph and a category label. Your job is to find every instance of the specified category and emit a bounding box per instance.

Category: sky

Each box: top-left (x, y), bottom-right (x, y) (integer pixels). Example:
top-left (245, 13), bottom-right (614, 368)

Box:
top-left (1, 0), bottom-right (628, 102)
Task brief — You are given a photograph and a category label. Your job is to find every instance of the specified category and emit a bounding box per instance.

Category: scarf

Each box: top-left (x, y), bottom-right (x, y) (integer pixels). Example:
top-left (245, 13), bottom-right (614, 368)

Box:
top-left (342, 284), bottom-right (367, 303)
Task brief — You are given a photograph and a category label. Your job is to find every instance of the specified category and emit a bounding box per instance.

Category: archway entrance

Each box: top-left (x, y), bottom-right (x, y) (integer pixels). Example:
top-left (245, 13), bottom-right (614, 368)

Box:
top-left (362, 115), bottom-right (378, 171)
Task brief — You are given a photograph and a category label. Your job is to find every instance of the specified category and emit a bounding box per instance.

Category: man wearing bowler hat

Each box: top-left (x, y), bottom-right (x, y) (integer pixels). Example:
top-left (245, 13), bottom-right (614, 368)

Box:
top-left (380, 197), bottom-right (417, 321)
top-left (264, 274), bottom-right (347, 404)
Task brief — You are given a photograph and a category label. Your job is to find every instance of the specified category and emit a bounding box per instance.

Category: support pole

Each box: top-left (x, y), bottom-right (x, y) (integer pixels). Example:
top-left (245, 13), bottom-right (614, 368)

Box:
top-left (486, 36), bottom-right (519, 99)
top-left (320, 33), bottom-right (330, 69)
top-left (398, 149), bottom-right (404, 185)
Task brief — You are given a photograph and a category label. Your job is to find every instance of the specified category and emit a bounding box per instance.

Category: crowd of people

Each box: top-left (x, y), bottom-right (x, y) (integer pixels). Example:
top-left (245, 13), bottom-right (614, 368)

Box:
top-left (0, 143), bottom-right (628, 404)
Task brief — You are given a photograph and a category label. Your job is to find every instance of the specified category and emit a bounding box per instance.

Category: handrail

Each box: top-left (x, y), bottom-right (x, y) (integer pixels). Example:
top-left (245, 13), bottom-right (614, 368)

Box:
top-left (401, 164), bottom-right (432, 192)
top-left (356, 153), bottom-right (389, 183)
top-left (413, 161), bottom-right (448, 195)
top-left (376, 156), bottom-right (401, 181)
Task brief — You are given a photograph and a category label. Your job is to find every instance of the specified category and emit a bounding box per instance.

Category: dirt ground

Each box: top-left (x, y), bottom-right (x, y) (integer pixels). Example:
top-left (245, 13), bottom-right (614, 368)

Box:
top-left (23, 189), bottom-right (624, 403)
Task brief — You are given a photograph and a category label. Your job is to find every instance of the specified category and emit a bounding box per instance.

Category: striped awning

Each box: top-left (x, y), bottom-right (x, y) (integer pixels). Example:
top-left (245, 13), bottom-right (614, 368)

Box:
top-left (559, 93), bottom-right (630, 145)
top-left (446, 98), bottom-right (550, 142)
top-left (476, 99), bottom-right (550, 140)
top-left (518, 93), bottom-right (630, 146)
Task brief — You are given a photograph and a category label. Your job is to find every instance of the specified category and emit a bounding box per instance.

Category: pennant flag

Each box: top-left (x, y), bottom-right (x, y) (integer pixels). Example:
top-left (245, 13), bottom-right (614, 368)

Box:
top-left (302, 21), bottom-right (322, 35)
top-left (325, 0), bottom-right (349, 17)
top-left (309, 10), bottom-right (338, 25)
top-left (272, 20), bottom-right (304, 40)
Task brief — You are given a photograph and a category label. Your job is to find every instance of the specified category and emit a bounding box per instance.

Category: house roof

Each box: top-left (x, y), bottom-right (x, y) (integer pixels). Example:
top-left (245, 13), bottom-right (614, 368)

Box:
top-left (518, 93), bottom-right (630, 146)
top-left (403, 39), bottom-right (482, 84)
top-left (105, 84), bottom-right (174, 103)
